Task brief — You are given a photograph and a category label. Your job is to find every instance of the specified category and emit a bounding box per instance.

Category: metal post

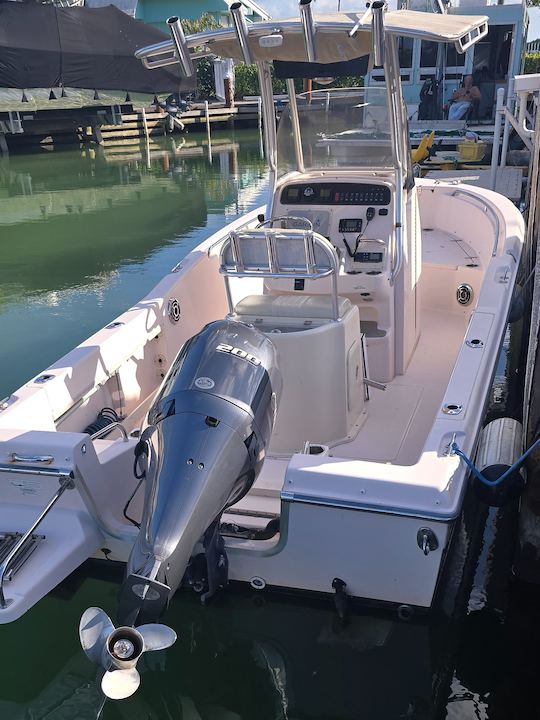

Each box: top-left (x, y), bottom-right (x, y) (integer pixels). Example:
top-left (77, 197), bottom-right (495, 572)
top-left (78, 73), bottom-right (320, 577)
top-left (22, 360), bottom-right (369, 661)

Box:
top-left (286, 78), bottom-right (305, 173)
top-left (205, 100), bottom-right (211, 140)
top-left (500, 77), bottom-right (514, 168)
top-left (258, 96), bottom-right (262, 131)
top-left (385, 35), bottom-right (406, 285)
top-left (230, 2), bottom-right (253, 64)
top-left (299, 0), bottom-right (317, 62)
top-left (257, 61), bottom-right (277, 194)
top-left (141, 106), bottom-right (151, 168)
top-left (490, 87), bottom-right (505, 191)
top-left (371, 1), bottom-right (386, 68)
top-left (167, 16), bottom-right (195, 78)
top-left (205, 100), bottom-right (213, 163)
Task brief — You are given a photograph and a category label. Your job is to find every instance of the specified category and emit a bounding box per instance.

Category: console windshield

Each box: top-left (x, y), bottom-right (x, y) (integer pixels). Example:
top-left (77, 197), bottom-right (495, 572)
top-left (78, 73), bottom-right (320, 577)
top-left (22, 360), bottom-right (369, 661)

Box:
top-left (277, 87), bottom-right (396, 176)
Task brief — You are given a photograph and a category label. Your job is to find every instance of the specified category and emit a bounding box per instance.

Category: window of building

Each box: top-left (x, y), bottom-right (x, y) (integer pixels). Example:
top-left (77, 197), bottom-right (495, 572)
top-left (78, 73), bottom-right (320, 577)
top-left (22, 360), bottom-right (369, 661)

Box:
top-left (398, 37), bottom-right (414, 69)
top-left (420, 41), bottom-right (438, 68)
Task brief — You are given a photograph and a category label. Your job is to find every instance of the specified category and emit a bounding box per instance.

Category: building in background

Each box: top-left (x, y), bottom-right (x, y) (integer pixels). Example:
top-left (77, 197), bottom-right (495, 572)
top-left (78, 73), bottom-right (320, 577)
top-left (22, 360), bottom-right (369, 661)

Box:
top-left (367, 0), bottom-right (529, 122)
top-left (85, 0), bottom-right (270, 33)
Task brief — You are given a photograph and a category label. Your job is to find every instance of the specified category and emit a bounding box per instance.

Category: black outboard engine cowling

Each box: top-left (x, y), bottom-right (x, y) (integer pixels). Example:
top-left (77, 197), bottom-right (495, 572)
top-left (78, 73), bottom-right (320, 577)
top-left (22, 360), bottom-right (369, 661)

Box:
top-left (118, 319), bottom-right (280, 625)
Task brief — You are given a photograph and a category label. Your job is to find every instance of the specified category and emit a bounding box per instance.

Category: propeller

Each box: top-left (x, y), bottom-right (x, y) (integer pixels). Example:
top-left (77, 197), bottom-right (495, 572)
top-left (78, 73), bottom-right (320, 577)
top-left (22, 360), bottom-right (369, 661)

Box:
top-left (79, 607), bottom-right (177, 699)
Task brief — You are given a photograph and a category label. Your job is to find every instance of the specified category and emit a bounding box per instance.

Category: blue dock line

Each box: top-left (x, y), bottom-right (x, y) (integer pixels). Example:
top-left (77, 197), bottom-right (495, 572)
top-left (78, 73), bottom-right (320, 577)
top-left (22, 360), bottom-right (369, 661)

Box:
top-left (451, 438), bottom-right (540, 487)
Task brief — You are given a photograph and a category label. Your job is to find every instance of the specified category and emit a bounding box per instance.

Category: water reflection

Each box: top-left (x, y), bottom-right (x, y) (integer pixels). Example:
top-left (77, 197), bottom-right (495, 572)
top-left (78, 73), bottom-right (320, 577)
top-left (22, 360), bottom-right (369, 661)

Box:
top-left (0, 134), bottom-right (267, 301)
top-left (0, 564), bottom-right (440, 720)
top-left (0, 132), bottom-right (268, 396)
top-left (0, 539), bottom-right (514, 720)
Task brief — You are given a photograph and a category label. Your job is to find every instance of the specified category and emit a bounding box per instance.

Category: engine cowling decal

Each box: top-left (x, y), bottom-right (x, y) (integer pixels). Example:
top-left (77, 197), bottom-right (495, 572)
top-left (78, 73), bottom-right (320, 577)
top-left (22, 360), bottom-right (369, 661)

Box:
top-left (216, 343), bottom-right (261, 366)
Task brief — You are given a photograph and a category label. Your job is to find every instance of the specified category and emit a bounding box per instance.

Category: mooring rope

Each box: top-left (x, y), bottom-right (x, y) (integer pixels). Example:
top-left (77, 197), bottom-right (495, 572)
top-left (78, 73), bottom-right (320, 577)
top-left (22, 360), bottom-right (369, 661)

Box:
top-left (451, 438), bottom-right (540, 487)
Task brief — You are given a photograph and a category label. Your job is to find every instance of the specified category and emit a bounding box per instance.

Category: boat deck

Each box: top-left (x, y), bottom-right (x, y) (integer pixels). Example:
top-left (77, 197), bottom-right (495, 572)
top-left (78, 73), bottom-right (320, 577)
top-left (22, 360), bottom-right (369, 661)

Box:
top-left (227, 228), bottom-right (473, 524)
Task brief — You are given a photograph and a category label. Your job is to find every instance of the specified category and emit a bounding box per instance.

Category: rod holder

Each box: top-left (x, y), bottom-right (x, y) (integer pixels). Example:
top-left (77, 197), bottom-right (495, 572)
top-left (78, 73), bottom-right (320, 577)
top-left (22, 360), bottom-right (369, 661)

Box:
top-left (167, 16), bottom-right (195, 78)
top-left (371, 1), bottom-right (386, 69)
top-left (299, 0), bottom-right (317, 63)
top-left (230, 2), bottom-right (253, 64)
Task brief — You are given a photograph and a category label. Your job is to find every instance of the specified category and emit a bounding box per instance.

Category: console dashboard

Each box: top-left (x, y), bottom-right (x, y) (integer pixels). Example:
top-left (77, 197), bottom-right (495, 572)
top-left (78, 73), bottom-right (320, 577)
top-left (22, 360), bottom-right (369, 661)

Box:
top-left (273, 179), bottom-right (393, 275)
top-left (280, 183), bottom-right (391, 207)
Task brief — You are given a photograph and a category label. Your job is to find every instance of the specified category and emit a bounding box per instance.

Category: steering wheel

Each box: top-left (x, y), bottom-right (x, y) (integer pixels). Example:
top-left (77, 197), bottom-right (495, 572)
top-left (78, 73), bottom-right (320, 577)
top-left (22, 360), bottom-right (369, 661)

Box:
top-left (256, 215), bottom-right (313, 231)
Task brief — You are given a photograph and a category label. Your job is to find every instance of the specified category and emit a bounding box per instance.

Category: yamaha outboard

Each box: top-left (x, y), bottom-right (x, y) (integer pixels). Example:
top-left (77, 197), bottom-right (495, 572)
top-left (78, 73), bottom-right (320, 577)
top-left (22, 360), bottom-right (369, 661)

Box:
top-left (80, 319), bottom-right (280, 698)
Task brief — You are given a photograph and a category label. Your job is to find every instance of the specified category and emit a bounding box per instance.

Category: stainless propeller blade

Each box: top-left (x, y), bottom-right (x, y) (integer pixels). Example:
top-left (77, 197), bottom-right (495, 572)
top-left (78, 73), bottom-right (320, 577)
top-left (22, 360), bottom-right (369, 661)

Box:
top-left (138, 623), bottom-right (177, 652)
top-left (79, 607), bottom-right (115, 664)
top-left (101, 667), bottom-right (141, 700)
top-left (79, 606), bottom-right (177, 700)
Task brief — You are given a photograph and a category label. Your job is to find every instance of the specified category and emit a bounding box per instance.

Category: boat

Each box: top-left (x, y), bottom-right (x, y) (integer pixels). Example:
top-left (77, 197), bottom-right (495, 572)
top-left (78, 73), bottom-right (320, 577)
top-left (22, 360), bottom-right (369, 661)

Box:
top-left (0, 0), bottom-right (526, 699)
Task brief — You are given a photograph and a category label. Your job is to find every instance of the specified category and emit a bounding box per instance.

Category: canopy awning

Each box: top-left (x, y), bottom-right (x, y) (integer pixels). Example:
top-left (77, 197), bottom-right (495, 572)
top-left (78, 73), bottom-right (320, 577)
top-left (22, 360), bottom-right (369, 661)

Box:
top-left (136, 9), bottom-right (488, 71)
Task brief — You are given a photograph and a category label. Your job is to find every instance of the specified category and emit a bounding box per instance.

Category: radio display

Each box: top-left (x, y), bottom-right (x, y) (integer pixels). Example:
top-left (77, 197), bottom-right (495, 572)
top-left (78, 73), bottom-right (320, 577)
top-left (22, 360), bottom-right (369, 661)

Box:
top-left (339, 218), bottom-right (363, 233)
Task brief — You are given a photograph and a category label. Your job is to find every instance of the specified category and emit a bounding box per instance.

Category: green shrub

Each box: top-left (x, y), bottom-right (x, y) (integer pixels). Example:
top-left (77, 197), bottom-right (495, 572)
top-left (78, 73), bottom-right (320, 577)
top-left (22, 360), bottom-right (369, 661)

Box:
top-left (524, 52), bottom-right (540, 74)
top-left (233, 64), bottom-right (364, 99)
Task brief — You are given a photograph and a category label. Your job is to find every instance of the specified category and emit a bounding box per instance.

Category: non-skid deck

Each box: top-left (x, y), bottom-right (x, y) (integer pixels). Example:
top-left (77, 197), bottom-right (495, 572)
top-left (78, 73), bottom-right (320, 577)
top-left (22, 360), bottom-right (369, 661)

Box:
top-left (335, 307), bottom-right (466, 466)
top-left (228, 309), bottom-right (468, 524)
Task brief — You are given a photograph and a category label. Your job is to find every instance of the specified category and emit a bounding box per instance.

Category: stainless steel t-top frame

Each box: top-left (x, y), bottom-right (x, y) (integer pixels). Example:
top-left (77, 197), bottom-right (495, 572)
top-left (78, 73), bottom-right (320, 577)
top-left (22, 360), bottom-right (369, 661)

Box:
top-left (134, 2), bottom-right (487, 286)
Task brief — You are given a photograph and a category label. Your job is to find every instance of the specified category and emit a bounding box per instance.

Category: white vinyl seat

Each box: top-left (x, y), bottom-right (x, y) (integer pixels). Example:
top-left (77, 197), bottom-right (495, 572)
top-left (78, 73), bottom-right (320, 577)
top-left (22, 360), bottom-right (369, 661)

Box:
top-left (232, 294), bottom-right (352, 329)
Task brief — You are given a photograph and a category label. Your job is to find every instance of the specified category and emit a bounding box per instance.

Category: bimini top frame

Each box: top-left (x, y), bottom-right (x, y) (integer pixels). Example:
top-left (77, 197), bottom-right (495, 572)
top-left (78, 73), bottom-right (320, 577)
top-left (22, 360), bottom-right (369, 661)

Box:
top-left (135, 6), bottom-right (488, 72)
top-left (135, 2), bottom-right (488, 287)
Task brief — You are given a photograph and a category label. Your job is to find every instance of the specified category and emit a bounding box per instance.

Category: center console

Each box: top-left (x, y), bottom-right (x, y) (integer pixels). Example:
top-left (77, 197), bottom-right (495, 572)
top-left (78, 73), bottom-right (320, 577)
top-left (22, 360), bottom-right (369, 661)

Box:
top-left (268, 177), bottom-right (396, 382)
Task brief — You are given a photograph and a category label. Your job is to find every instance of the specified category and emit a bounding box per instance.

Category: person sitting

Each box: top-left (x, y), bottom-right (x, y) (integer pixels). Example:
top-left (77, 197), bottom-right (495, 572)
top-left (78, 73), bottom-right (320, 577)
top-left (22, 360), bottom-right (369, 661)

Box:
top-left (448, 75), bottom-right (481, 120)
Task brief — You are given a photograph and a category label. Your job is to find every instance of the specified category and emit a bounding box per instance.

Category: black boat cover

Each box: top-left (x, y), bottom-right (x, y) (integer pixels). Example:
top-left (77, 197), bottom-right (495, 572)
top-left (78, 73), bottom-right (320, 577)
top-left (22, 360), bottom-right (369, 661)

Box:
top-left (0, 2), bottom-right (192, 93)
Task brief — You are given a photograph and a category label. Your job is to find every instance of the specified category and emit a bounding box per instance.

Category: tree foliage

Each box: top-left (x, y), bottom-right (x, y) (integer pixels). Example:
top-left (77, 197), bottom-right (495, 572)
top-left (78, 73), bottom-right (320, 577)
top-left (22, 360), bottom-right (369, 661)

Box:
top-left (524, 52), bottom-right (540, 73)
top-left (233, 65), bottom-right (364, 99)
top-left (182, 13), bottom-right (220, 35)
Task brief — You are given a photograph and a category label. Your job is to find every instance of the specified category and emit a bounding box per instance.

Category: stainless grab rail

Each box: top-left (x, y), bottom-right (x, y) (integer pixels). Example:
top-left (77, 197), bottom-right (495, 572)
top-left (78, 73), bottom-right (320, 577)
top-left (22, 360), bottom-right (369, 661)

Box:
top-left (10, 454), bottom-right (53, 465)
top-left (0, 473), bottom-right (74, 608)
top-left (451, 188), bottom-right (500, 257)
top-left (90, 422), bottom-right (129, 442)
top-left (220, 228), bottom-right (341, 320)
top-left (0, 463), bottom-right (73, 479)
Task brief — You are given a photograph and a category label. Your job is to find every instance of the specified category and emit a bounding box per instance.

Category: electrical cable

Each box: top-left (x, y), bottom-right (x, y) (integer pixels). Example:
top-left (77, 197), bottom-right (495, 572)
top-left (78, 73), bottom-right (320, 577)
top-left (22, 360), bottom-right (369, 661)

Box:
top-left (342, 207), bottom-right (375, 258)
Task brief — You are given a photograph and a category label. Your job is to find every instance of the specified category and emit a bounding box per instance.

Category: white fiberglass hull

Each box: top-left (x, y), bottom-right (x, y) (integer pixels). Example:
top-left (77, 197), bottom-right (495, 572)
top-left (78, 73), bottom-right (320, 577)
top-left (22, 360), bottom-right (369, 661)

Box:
top-left (0, 179), bottom-right (525, 622)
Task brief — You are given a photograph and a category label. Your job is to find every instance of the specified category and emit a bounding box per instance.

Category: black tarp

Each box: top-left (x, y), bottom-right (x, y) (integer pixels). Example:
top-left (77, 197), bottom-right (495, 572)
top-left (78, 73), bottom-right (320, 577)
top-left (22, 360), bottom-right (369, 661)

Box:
top-left (0, 2), bottom-right (193, 93)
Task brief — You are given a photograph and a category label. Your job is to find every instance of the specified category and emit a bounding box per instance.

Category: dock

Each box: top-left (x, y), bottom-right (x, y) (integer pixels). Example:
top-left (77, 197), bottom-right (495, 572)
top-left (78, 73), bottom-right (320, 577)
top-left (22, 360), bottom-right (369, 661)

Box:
top-left (1, 99), bottom-right (265, 153)
top-left (423, 167), bottom-right (525, 202)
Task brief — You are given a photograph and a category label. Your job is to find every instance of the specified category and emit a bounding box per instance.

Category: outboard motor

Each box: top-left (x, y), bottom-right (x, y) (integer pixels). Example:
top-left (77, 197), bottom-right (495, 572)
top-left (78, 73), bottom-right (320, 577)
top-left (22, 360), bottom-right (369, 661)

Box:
top-left (119, 319), bottom-right (280, 626)
top-left (80, 320), bottom-right (280, 698)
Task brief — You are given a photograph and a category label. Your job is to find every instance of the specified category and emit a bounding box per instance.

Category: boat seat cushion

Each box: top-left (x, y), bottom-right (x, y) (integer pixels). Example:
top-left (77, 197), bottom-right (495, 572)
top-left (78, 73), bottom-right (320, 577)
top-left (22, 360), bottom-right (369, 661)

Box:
top-left (233, 294), bottom-right (351, 321)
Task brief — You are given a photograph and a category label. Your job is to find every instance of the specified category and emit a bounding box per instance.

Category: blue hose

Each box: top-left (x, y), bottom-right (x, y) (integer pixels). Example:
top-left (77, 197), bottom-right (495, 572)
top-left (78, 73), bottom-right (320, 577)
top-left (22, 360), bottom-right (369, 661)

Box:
top-left (451, 438), bottom-right (540, 487)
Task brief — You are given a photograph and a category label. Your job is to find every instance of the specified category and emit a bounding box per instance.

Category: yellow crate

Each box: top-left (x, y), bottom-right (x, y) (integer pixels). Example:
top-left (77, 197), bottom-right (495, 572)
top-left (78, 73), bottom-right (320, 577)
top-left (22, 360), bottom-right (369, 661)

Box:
top-left (458, 141), bottom-right (487, 162)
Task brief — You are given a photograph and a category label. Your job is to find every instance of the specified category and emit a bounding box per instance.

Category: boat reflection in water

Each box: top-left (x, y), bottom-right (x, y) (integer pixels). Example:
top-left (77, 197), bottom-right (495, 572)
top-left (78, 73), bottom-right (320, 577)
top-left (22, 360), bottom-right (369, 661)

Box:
top-left (0, 134), bottom-right (266, 301)
top-left (0, 132), bottom-right (269, 398)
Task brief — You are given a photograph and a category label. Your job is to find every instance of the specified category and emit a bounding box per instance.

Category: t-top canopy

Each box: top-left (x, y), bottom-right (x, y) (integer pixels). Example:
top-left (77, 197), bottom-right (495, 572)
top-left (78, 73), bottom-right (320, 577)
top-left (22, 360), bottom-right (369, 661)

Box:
top-left (135, 9), bottom-right (488, 71)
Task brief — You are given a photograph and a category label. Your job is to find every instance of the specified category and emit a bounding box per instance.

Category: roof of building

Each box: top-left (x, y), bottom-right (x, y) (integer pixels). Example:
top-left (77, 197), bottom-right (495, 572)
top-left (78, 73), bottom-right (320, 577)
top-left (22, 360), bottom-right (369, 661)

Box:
top-left (224, 0), bottom-right (270, 20)
top-left (85, 0), bottom-right (137, 16)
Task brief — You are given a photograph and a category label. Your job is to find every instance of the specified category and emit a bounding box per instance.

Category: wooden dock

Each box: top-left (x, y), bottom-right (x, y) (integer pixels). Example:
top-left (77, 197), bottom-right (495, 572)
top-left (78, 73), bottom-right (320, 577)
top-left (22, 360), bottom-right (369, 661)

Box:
top-left (87, 100), bottom-right (263, 147)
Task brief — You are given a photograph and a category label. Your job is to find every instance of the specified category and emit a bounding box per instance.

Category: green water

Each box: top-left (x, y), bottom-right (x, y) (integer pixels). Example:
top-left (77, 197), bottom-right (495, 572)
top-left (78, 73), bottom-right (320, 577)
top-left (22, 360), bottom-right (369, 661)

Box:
top-left (0, 132), bottom-right (535, 719)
